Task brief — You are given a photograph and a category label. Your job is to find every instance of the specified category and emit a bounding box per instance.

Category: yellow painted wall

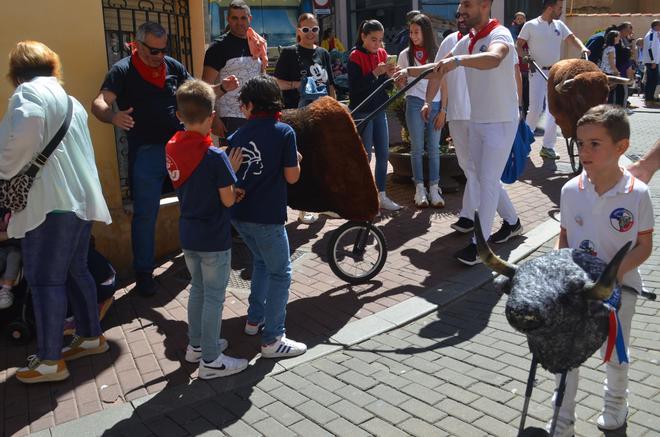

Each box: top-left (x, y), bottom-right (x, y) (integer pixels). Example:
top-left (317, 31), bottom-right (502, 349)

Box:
top-left (0, 0), bottom-right (207, 276)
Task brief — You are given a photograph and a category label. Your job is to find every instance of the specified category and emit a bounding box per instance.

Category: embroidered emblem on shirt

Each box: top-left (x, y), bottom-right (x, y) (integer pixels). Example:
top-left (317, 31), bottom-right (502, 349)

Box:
top-left (554, 28), bottom-right (560, 36)
top-left (479, 45), bottom-right (487, 52)
top-left (579, 240), bottom-right (597, 257)
top-left (165, 155), bottom-right (180, 182)
top-left (239, 141), bottom-right (263, 180)
top-left (609, 208), bottom-right (634, 232)
top-left (415, 50), bottom-right (424, 61)
top-left (575, 215), bottom-right (583, 226)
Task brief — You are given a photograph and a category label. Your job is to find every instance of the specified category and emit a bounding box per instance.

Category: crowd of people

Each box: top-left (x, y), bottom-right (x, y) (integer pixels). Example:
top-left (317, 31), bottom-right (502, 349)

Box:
top-left (0, 0), bottom-right (658, 435)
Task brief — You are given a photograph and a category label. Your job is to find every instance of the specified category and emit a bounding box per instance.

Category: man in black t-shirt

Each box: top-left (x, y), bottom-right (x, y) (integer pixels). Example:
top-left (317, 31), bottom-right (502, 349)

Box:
top-left (91, 22), bottom-right (234, 296)
top-left (203, 0), bottom-right (264, 137)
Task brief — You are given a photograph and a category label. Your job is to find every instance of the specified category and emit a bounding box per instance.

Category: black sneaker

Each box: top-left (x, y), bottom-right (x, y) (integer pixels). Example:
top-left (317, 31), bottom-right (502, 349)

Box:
top-left (454, 243), bottom-right (481, 266)
top-left (135, 272), bottom-right (157, 297)
top-left (489, 219), bottom-right (523, 244)
top-left (450, 217), bottom-right (474, 233)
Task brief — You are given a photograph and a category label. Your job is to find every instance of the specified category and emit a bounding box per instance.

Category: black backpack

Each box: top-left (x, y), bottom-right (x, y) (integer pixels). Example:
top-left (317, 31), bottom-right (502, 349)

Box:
top-left (586, 33), bottom-right (605, 65)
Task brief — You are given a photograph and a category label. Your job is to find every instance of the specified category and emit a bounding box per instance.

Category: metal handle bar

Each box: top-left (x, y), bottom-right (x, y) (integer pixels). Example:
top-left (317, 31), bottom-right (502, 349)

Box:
top-left (353, 66), bottom-right (436, 131)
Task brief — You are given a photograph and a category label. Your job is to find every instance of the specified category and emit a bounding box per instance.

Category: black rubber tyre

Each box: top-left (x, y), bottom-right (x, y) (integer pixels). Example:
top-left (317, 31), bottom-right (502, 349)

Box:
top-left (567, 137), bottom-right (582, 174)
top-left (7, 320), bottom-right (33, 345)
top-left (327, 221), bottom-right (387, 284)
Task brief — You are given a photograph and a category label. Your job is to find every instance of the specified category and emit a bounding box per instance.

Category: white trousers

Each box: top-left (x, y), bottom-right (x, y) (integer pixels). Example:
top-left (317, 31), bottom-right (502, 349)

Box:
top-left (468, 120), bottom-right (518, 243)
top-left (526, 71), bottom-right (558, 150)
top-left (552, 289), bottom-right (637, 421)
top-left (449, 120), bottom-right (479, 220)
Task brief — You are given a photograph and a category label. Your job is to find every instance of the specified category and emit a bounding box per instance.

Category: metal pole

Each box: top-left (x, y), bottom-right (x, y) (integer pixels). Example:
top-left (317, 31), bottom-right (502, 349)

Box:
top-left (548, 370), bottom-right (568, 437)
top-left (518, 355), bottom-right (539, 433)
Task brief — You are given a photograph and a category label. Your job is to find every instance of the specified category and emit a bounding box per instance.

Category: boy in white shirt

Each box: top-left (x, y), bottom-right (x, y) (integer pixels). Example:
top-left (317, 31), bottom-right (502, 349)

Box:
top-left (551, 104), bottom-right (653, 436)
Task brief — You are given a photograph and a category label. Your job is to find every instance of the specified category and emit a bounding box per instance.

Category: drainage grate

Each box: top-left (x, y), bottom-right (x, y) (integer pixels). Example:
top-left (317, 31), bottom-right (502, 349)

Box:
top-left (174, 242), bottom-right (308, 291)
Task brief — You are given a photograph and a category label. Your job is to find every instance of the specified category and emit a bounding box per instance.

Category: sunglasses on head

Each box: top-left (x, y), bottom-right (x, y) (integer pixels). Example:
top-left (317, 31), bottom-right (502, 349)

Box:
top-left (139, 40), bottom-right (169, 55)
top-left (300, 26), bottom-right (319, 34)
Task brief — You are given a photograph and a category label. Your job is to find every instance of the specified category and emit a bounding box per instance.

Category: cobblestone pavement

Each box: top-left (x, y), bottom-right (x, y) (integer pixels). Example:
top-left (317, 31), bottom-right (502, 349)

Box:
top-left (1, 103), bottom-right (658, 436)
top-left (55, 238), bottom-right (660, 437)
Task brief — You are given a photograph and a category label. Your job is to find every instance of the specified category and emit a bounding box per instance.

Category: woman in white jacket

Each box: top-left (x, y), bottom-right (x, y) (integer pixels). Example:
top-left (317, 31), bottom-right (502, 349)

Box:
top-left (397, 13), bottom-right (448, 208)
top-left (0, 41), bottom-right (112, 383)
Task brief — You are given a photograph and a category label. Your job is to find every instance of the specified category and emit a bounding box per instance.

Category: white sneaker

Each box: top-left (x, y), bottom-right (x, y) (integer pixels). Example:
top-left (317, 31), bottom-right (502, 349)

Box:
top-left (379, 192), bottom-right (402, 211)
top-left (545, 415), bottom-right (575, 437)
top-left (597, 399), bottom-right (628, 430)
top-left (185, 338), bottom-right (229, 363)
top-left (244, 320), bottom-right (264, 336)
top-left (428, 185), bottom-right (445, 208)
top-left (198, 353), bottom-right (248, 379)
top-left (261, 336), bottom-right (307, 359)
top-left (414, 184), bottom-right (429, 208)
top-left (298, 211), bottom-right (318, 224)
top-left (0, 287), bottom-right (14, 310)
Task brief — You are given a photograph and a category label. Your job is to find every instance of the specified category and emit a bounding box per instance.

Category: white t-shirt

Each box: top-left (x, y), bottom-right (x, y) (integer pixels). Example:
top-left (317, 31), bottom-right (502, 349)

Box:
top-left (642, 29), bottom-right (660, 65)
top-left (600, 46), bottom-right (617, 74)
top-left (451, 24), bottom-right (519, 123)
top-left (518, 17), bottom-right (572, 68)
top-left (436, 32), bottom-right (470, 121)
top-left (397, 47), bottom-right (440, 102)
top-left (560, 169), bottom-right (654, 293)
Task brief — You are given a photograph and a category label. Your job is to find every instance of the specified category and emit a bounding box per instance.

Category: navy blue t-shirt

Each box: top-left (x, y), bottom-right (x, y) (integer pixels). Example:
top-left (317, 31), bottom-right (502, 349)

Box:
top-left (100, 56), bottom-right (191, 148)
top-left (227, 118), bottom-right (298, 224)
top-left (176, 147), bottom-right (237, 252)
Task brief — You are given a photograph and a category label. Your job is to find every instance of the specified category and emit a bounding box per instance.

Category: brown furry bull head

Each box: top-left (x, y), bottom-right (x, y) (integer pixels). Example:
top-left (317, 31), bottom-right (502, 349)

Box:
top-left (548, 59), bottom-right (631, 140)
top-left (282, 97), bottom-right (379, 221)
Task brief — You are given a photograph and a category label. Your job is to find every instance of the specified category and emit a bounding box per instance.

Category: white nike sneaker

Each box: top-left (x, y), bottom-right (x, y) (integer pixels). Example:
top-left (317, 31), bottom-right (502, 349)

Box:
top-left (413, 184), bottom-right (428, 208)
top-left (428, 184), bottom-right (445, 208)
top-left (198, 353), bottom-right (248, 379)
top-left (379, 192), bottom-right (402, 211)
top-left (185, 338), bottom-right (229, 363)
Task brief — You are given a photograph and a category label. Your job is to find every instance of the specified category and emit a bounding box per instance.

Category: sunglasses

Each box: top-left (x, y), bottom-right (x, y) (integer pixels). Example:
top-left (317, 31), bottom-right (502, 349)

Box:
top-left (139, 40), bottom-right (169, 55)
top-left (300, 26), bottom-right (319, 34)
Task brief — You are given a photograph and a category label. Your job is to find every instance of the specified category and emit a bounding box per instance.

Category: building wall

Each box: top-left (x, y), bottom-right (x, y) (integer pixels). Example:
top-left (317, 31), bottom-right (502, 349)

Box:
top-left (0, 0), bottom-right (207, 276)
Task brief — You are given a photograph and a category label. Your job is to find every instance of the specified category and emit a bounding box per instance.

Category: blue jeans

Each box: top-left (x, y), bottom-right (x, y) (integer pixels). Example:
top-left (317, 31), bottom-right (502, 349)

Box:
top-left (231, 220), bottom-right (291, 344)
top-left (405, 96), bottom-right (441, 185)
top-left (355, 111), bottom-right (389, 192)
top-left (22, 212), bottom-right (100, 360)
top-left (183, 249), bottom-right (231, 362)
top-left (131, 144), bottom-right (168, 274)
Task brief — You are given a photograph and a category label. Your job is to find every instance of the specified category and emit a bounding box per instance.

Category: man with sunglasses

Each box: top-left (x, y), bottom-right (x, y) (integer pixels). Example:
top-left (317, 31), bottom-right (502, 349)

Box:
top-left (203, 0), bottom-right (265, 138)
top-left (92, 21), bottom-right (236, 296)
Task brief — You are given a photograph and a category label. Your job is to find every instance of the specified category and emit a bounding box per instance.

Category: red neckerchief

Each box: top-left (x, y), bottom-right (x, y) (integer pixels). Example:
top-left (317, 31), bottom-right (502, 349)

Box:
top-left (165, 131), bottom-right (212, 189)
top-left (413, 45), bottom-right (428, 64)
top-left (249, 111), bottom-right (282, 121)
top-left (457, 32), bottom-right (464, 39)
top-left (128, 42), bottom-right (166, 88)
top-left (468, 19), bottom-right (501, 54)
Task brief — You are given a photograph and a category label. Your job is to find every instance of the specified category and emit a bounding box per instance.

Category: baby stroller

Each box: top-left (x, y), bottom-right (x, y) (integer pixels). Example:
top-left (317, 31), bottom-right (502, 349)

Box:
top-left (2, 241), bottom-right (117, 345)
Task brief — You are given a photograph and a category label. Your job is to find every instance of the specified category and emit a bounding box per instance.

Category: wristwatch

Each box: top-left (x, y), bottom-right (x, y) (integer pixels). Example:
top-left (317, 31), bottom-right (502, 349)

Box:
top-left (453, 56), bottom-right (462, 67)
top-left (219, 83), bottom-right (227, 94)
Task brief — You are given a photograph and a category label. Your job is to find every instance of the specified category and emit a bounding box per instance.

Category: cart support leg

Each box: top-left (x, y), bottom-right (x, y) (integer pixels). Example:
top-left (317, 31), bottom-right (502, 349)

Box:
top-left (518, 355), bottom-right (539, 434)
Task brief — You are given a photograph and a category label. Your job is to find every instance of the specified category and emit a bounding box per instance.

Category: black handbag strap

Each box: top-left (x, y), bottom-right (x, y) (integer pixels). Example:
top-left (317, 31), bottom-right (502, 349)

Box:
top-left (26, 96), bottom-right (73, 177)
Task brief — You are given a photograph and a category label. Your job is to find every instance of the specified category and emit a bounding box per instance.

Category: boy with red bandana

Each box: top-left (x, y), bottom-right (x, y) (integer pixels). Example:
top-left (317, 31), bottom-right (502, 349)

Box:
top-left (166, 79), bottom-right (248, 379)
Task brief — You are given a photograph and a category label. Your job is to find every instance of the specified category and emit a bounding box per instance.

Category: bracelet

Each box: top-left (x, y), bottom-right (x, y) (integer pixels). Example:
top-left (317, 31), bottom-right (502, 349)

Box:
top-left (453, 56), bottom-right (462, 67)
top-left (219, 83), bottom-right (227, 94)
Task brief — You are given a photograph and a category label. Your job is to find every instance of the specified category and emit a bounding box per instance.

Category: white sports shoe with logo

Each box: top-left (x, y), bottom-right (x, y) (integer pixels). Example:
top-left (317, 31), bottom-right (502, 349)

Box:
top-left (261, 336), bottom-right (307, 358)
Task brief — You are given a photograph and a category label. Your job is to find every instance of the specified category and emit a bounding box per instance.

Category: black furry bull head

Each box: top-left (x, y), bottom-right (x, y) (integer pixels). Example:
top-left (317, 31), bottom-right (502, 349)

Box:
top-left (474, 213), bottom-right (631, 373)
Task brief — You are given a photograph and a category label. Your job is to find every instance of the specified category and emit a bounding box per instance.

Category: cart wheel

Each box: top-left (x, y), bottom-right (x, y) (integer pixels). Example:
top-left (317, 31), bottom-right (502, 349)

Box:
top-left (567, 137), bottom-right (582, 174)
top-left (327, 221), bottom-right (387, 284)
top-left (7, 320), bottom-right (33, 345)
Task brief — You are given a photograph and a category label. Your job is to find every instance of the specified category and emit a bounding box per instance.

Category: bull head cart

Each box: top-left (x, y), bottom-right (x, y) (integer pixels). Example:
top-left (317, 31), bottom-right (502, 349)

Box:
top-left (530, 58), bottom-right (631, 175)
top-left (283, 68), bottom-right (436, 284)
top-left (474, 211), bottom-right (655, 436)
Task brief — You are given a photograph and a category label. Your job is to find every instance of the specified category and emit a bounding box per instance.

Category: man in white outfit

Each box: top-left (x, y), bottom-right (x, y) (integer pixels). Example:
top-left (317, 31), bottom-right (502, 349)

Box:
top-left (399, 0), bottom-right (523, 265)
top-left (516, 0), bottom-right (589, 160)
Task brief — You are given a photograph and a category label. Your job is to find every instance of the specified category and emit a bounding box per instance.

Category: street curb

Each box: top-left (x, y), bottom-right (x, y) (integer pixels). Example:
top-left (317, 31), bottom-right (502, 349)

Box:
top-left (40, 217), bottom-right (560, 436)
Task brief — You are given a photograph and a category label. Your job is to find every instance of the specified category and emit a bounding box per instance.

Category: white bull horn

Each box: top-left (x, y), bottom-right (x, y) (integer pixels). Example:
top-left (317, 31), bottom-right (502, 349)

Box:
top-left (583, 241), bottom-right (633, 300)
top-left (474, 212), bottom-right (517, 279)
top-left (554, 78), bottom-right (575, 94)
top-left (606, 75), bottom-right (633, 86)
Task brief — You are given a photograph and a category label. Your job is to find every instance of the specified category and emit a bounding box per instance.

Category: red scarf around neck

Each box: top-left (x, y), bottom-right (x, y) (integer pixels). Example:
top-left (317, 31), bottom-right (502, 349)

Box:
top-left (165, 131), bottom-right (212, 189)
top-left (468, 19), bottom-right (500, 54)
top-left (413, 45), bottom-right (428, 65)
top-left (128, 42), bottom-right (166, 88)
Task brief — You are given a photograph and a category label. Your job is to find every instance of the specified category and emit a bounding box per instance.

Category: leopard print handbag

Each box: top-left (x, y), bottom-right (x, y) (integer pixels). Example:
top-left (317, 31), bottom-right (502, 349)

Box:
top-left (0, 96), bottom-right (72, 212)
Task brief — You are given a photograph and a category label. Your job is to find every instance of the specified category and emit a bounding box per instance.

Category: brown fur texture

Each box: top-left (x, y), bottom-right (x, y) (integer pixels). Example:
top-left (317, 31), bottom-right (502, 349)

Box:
top-left (548, 59), bottom-right (610, 140)
top-left (282, 97), bottom-right (379, 221)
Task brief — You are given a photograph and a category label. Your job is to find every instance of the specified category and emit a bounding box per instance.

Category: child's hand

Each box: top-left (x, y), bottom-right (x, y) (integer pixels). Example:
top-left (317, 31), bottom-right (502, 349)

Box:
top-left (384, 63), bottom-right (397, 77)
top-left (235, 188), bottom-right (246, 203)
top-left (373, 62), bottom-right (388, 77)
top-left (228, 147), bottom-right (243, 172)
top-left (222, 75), bottom-right (240, 92)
